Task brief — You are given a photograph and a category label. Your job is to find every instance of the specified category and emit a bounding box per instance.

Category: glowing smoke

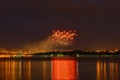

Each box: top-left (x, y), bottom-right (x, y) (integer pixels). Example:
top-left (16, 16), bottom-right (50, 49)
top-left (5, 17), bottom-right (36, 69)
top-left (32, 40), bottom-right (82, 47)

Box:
top-left (24, 30), bottom-right (77, 53)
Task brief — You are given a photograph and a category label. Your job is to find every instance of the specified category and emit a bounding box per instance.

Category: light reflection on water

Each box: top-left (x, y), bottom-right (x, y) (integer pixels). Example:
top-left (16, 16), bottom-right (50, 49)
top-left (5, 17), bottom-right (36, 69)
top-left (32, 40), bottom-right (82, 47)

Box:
top-left (0, 58), bottom-right (119, 80)
top-left (96, 60), bottom-right (119, 80)
top-left (51, 58), bottom-right (78, 80)
top-left (0, 59), bottom-right (31, 80)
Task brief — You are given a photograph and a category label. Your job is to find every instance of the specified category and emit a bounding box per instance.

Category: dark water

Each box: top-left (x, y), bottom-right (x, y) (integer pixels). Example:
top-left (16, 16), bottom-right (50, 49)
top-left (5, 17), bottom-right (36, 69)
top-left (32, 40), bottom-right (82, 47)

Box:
top-left (0, 58), bottom-right (120, 80)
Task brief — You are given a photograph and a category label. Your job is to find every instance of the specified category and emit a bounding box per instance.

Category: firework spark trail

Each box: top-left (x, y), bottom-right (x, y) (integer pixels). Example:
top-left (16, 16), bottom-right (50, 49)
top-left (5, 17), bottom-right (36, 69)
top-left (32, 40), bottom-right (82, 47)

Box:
top-left (24, 30), bottom-right (77, 53)
top-left (52, 30), bottom-right (77, 43)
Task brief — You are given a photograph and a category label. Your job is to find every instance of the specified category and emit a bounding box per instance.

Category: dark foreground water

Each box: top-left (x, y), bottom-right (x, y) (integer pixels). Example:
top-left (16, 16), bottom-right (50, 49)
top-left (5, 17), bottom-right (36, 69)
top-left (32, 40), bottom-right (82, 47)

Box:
top-left (0, 58), bottom-right (120, 80)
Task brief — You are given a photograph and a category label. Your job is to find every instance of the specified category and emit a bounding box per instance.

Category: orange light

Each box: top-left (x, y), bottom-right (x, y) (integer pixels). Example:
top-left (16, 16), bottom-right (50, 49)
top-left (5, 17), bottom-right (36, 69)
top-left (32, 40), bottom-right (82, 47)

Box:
top-left (52, 30), bottom-right (77, 42)
top-left (51, 58), bottom-right (78, 80)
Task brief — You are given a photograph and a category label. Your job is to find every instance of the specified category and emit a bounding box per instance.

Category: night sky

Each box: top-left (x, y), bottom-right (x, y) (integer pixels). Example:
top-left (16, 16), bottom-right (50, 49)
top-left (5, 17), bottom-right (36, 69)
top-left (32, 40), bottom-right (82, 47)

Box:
top-left (0, 0), bottom-right (120, 50)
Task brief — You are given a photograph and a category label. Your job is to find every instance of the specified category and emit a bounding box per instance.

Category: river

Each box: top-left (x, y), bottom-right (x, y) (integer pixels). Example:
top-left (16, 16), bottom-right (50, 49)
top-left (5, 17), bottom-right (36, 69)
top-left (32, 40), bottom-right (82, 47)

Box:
top-left (0, 58), bottom-right (119, 80)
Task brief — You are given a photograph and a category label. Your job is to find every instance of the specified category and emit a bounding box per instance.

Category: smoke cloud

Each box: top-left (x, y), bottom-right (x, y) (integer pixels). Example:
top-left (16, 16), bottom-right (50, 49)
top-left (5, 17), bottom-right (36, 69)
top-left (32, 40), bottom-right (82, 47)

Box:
top-left (23, 30), bottom-right (77, 53)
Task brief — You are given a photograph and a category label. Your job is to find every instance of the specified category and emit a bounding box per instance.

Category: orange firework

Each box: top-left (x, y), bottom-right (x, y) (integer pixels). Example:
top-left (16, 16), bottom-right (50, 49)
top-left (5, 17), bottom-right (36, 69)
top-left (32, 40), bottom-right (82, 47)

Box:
top-left (52, 30), bottom-right (77, 42)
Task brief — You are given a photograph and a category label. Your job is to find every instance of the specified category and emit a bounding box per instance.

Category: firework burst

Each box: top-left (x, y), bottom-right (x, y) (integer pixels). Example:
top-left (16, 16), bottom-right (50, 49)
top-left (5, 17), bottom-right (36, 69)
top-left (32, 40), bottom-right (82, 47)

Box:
top-left (51, 30), bottom-right (77, 46)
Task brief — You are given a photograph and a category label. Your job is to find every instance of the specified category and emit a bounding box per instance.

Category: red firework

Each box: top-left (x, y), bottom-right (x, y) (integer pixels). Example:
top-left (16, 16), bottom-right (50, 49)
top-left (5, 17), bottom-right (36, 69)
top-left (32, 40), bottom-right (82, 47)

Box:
top-left (51, 30), bottom-right (77, 42)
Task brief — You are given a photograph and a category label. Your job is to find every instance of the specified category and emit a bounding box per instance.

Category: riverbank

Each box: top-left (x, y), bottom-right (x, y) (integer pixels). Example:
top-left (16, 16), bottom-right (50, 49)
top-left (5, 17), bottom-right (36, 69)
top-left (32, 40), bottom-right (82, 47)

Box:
top-left (0, 50), bottom-right (120, 59)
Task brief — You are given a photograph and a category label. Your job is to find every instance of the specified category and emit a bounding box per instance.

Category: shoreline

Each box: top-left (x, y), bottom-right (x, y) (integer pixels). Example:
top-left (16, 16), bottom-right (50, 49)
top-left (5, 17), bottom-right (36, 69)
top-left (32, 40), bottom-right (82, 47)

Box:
top-left (0, 55), bottom-right (120, 59)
